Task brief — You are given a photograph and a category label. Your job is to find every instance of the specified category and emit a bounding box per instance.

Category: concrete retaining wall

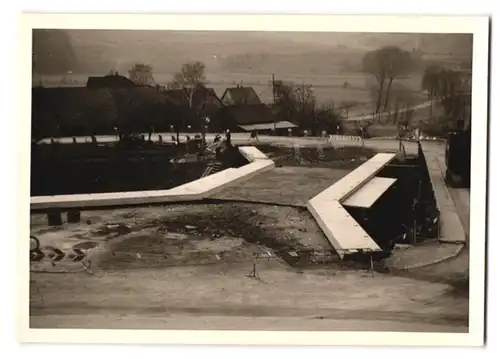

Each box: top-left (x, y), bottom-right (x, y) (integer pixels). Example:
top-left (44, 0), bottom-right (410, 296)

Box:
top-left (421, 147), bottom-right (467, 244)
top-left (31, 146), bottom-right (274, 210)
top-left (306, 153), bottom-right (396, 258)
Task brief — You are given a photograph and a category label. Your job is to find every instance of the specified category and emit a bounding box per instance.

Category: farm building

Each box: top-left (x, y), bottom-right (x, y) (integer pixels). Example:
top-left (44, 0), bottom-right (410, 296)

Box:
top-left (220, 85), bottom-right (263, 106)
top-left (31, 87), bottom-right (196, 138)
top-left (213, 103), bottom-right (297, 135)
top-left (86, 73), bottom-right (137, 88)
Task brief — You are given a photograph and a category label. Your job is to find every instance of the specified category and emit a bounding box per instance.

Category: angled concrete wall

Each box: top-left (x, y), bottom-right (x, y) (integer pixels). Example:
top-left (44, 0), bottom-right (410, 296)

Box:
top-left (306, 153), bottom-right (396, 259)
top-left (31, 146), bottom-right (274, 210)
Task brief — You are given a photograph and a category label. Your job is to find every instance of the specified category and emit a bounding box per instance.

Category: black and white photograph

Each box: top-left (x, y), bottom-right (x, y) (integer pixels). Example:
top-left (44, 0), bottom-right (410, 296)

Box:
top-left (19, 14), bottom-right (489, 346)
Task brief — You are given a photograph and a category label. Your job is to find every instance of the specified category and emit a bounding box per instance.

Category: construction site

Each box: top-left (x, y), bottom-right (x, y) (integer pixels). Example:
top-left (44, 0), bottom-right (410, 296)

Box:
top-left (28, 131), bottom-right (470, 333)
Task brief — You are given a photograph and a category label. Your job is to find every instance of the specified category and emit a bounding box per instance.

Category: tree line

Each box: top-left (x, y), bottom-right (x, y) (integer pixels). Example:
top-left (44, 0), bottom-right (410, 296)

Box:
top-left (32, 48), bottom-right (471, 141)
top-left (421, 65), bottom-right (471, 131)
top-left (362, 45), bottom-right (471, 134)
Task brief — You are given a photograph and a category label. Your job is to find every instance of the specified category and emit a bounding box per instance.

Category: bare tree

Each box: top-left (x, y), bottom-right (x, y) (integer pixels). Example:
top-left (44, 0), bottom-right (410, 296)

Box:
top-left (171, 61), bottom-right (206, 109)
top-left (421, 65), bottom-right (442, 120)
top-left (274, 80), bottom-right (318, 134)
top-left (382, 47), bottom-right (412, 111)
top-left (294, 83), bottom-right (316, 132)
top-left (129, 63), bottom-right (155, 86)
top-left (170, 61), bottom-right (207, 146)
top-left (274, 80), bottom-right (297, 125)
top-left (390, 85), bottom-right (417, 129)
top-left (436, 68), bottom-right (471, 130)
top-left (363, 46), bottom-right (413, 114)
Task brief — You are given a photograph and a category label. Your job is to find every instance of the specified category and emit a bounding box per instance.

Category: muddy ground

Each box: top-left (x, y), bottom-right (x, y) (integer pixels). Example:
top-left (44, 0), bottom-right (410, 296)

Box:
top-left (30, 203), bottom-right (340, 272)
top-left (29, 202), bottom-right (469, 332)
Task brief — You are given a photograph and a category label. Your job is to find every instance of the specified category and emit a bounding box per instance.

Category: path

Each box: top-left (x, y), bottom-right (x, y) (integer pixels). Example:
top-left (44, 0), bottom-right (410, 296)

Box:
top-left (37, 133), bottom-right (420, 156)
top-left (421, 142), bottom-right (469, 243)
top-left (343, 100), bottom-right (433, 122)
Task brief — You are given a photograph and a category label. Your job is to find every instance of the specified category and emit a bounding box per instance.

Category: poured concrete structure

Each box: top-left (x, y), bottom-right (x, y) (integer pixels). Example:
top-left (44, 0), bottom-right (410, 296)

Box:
top-left (420, 144), bottom-right (468, 244)
top-left (31, 147), bottom-right (275, 210)
top-left (306, 153), bottom-right (396, 258)
top-left (343, 177), bottom-right (396, 208)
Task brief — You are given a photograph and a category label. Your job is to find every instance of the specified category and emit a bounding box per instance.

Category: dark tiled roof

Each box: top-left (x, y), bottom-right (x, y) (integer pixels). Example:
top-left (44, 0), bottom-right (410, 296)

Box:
top-left (219, 104), bottom-right (275, 126)
top-left (221, 86), bottom-right (262, 105)
top-left (86, 75), bottom-right (137, 88)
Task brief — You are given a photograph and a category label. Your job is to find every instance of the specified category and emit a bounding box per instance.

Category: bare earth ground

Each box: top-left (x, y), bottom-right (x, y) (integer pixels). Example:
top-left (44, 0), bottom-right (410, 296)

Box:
top-left (30, 202), bottom-right (468, 332)
top-left (30, 262), bottom-right (468, 332)
top-left (208, 167), bottom-right (352, 206)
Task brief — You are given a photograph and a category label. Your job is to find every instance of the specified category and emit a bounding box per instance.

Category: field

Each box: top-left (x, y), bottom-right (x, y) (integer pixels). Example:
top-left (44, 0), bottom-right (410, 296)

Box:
top-left (34, 70), bottom-right (427, 107)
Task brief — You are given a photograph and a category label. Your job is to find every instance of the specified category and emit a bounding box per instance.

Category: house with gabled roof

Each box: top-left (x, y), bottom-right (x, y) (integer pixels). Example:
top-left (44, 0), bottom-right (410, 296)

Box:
top-left (220, 85), bottom-right (262, 106)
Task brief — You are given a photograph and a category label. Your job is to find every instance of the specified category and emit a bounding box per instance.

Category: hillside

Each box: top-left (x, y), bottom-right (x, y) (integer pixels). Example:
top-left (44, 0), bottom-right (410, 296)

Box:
top-left (32, 30), bottom-right (79, 74)
top-left (33, 30), bottom-right (473, 76)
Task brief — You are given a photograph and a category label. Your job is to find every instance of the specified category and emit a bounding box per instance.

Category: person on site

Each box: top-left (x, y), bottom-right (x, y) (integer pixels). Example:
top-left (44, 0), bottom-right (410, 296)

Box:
top-left (148, 125), bottom-right (154, 143)
top-left (250, 129), bottom-right (259, 141)
top-left (225, 129), bottom-right (232, 147)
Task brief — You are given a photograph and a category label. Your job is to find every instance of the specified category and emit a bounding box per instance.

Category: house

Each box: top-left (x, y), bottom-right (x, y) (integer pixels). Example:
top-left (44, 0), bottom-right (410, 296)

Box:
top-left (220, 85), bottom-right (262, 106)
top-left (213, 104), bottom-right (297, 135)
top-left (31, 87), bottom-right (193, 138)
top-left (86, 73), bottom-right (137, 88)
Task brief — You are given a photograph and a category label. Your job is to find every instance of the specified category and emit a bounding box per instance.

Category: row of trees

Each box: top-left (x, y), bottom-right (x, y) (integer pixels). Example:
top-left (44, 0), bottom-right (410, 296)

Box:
top-left (421, 65), bottom-right (471, 130)
top-left (362, 45), bottom-right (471, 135)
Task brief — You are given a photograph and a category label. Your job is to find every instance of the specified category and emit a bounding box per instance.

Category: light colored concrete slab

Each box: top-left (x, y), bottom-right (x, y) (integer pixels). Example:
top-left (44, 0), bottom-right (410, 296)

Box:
top-left (313, 153), bottom-right (396, 203)
top-left (175, 168), bottom-right (238, 192)
top-left (305, 153), bottom-right (395, 258)
top-left (423, 151), bottom-right (466, 244)
top-left (30, 189), bottom-right (202, 210)
top-left (342, 177), bottom-right (396, 208)
top-left (238, 146), bottom-right (270, 162)
top-left (31, 146), bottom-right (274, 210)
top-left (307, 199), bottom-right (381, 258)
top-left (203, 160), bottom-right (276, 197)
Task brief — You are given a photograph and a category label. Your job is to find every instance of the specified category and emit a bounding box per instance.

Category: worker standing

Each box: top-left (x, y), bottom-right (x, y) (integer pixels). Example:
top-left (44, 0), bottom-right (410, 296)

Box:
top-left (250, 130), bottom-right (259, 141)
top-left (226, 129), bottom-right (232, 147)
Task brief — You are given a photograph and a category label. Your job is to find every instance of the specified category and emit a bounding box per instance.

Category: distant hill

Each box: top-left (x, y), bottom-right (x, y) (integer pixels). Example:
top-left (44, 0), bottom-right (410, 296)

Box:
top-left (32, 30), bottom-right (79, 74)
top-left (32, 30), bottom-right (473, 76)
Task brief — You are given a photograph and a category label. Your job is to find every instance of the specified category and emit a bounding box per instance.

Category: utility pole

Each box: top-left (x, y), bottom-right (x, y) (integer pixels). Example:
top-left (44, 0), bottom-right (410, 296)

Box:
top-left (272, 73), bottom-right (276, 134)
